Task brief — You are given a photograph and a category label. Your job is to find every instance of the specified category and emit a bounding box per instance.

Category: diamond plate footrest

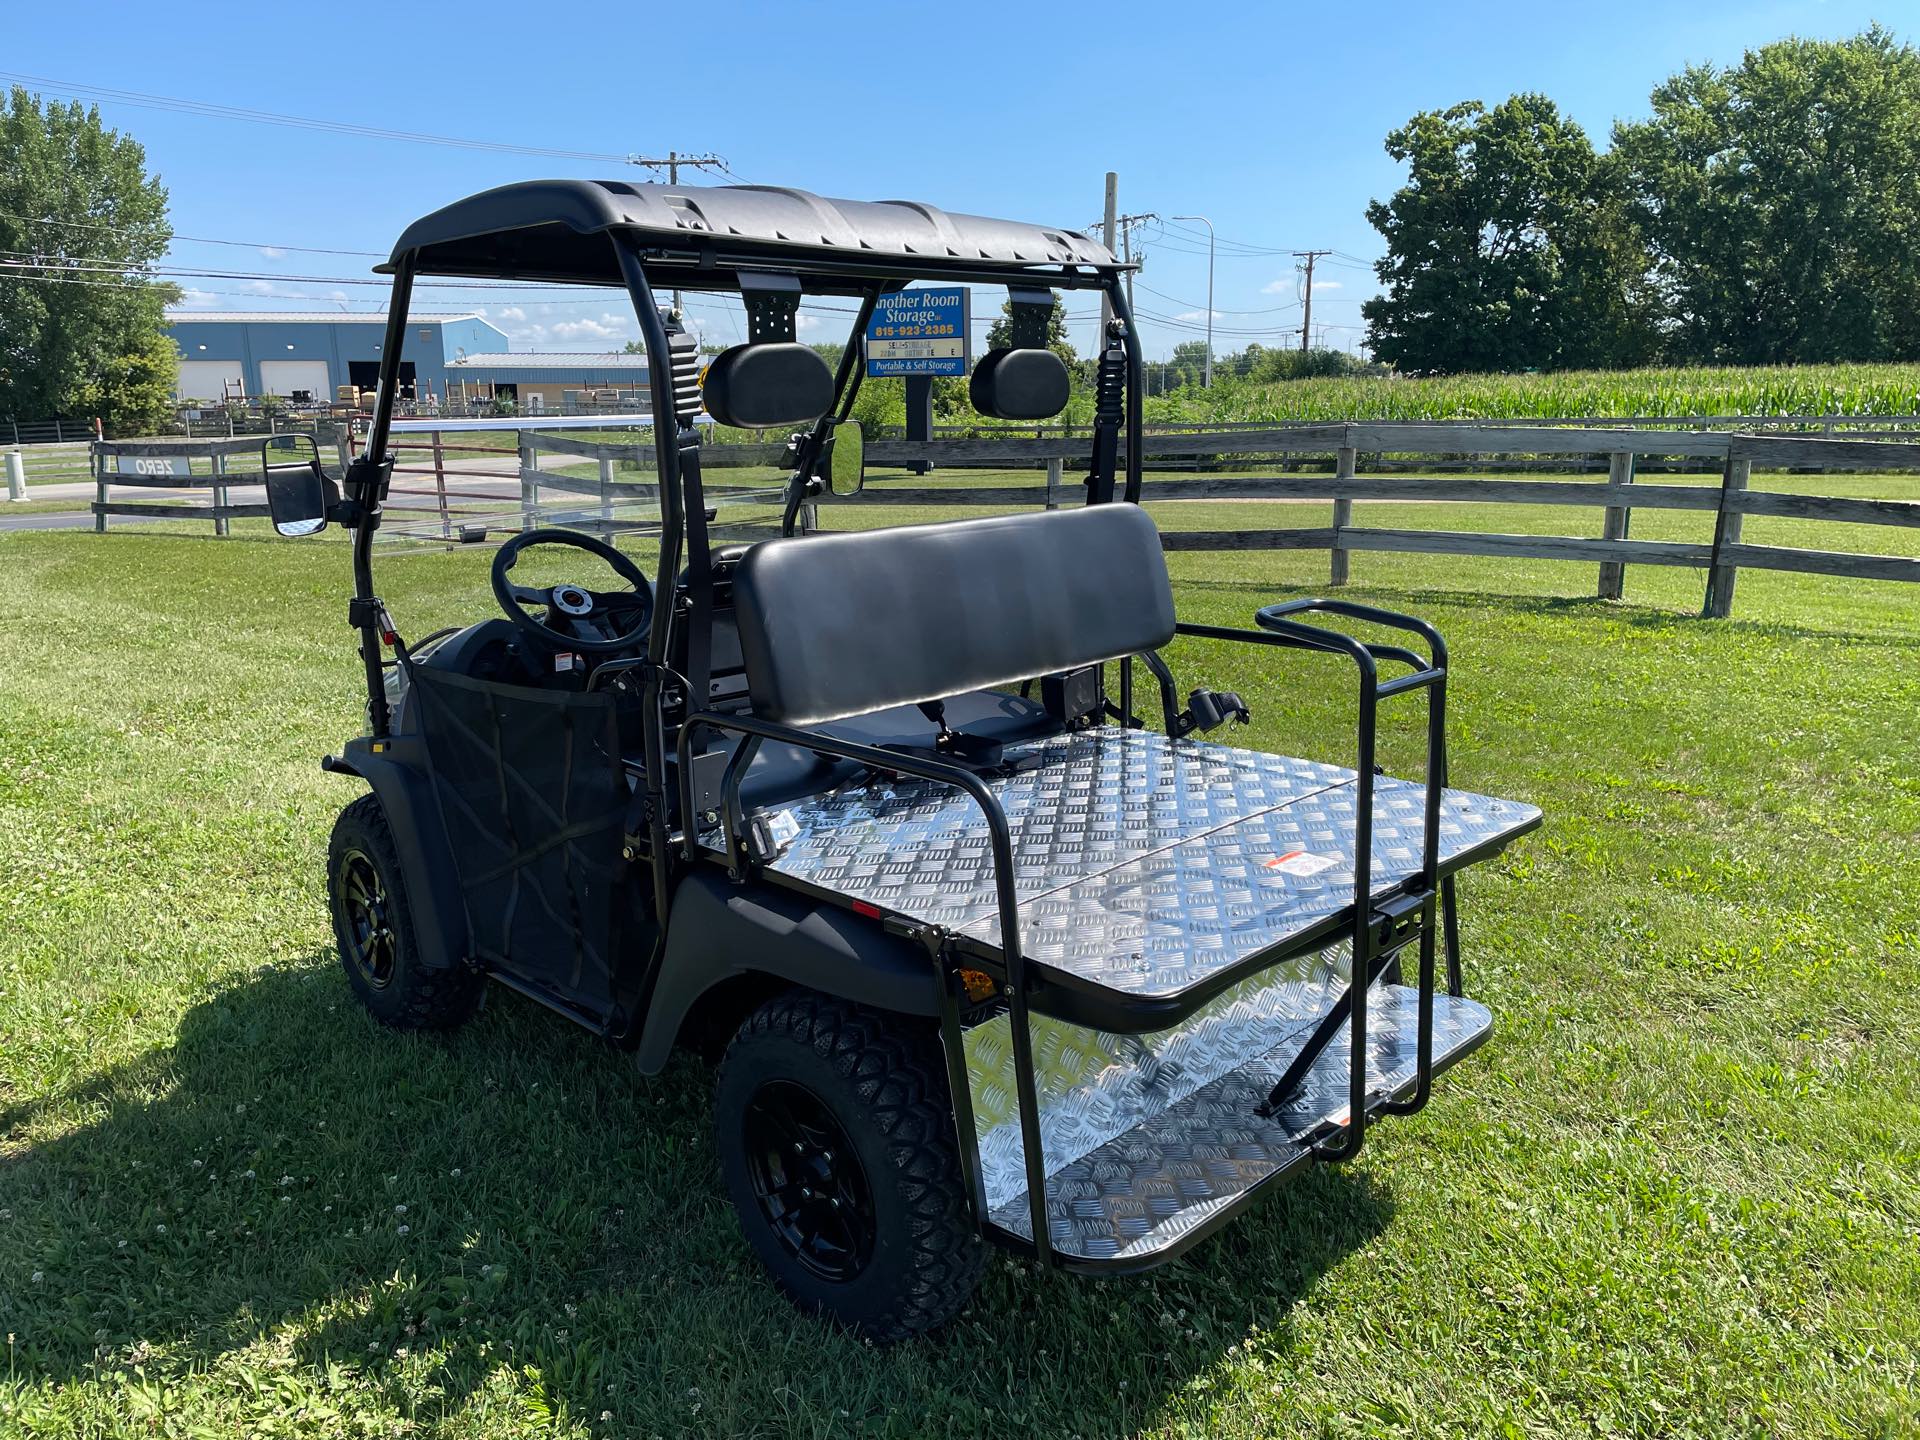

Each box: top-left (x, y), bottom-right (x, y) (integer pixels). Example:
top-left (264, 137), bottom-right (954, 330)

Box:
top-left (974, 981), bottom-right (1492, 1263)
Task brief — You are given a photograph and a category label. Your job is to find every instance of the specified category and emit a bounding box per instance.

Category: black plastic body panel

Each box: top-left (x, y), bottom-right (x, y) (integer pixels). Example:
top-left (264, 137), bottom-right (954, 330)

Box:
top-left (333, 734), bottom-right (470, 975)
top-left (633, 868), bottom-right (940, 1073)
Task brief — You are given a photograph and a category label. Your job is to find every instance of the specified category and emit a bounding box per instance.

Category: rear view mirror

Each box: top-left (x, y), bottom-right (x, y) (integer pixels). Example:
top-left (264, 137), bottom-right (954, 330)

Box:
top-left (825, 419), bottom-right (864, 497)
top-left (261, 433), bottom-right (334, 537)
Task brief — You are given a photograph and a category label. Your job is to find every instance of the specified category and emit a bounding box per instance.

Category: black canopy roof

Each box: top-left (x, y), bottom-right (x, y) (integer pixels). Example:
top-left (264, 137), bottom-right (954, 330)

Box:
top-left (381, 180), bottom-right (1125, 292)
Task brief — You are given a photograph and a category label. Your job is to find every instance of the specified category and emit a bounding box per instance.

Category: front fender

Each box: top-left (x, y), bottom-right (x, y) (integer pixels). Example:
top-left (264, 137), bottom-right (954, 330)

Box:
top-left (332, 736), bottom-right (469, 974)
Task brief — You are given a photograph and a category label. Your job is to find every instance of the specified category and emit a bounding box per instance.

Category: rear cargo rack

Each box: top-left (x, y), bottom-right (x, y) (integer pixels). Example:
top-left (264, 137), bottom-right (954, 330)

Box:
top-left (678, 599), bottom-right (1539, 1268)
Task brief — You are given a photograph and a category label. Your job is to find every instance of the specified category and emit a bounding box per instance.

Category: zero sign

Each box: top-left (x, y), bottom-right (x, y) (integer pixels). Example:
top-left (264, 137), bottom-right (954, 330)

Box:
top-left (115, 455), bottom-right (193, 478)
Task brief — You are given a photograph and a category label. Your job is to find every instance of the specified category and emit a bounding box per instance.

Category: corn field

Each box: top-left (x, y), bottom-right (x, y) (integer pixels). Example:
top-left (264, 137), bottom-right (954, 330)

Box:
top-left (1144, 362), bottom-right (1920, 425)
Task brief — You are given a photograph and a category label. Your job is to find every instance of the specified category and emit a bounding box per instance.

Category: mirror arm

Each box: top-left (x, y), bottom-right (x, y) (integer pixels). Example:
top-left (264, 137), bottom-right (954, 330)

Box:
top-left (334, 454), bottom-right (393, 530)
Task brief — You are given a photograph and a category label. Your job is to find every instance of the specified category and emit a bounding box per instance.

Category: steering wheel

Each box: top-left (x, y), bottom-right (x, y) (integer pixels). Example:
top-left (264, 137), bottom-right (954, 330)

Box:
top-left (490, 528), bottom-right (654, 654)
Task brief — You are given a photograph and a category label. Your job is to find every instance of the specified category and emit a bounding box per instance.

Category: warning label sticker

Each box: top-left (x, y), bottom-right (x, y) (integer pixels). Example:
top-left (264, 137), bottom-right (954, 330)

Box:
top-left (1264, 849), bottom-right (1337, 877)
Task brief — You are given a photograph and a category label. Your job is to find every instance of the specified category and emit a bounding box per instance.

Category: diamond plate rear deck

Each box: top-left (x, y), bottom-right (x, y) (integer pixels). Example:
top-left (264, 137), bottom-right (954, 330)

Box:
top-left (982, 981), bottom-right (1492, 1261)
top-left (757, 727), bottom-right (1539, 1001)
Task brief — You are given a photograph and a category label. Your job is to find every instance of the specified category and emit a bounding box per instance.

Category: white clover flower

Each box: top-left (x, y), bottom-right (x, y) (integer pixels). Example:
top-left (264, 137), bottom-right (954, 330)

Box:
top-left (393, 1204), bottom-right (407, 1214)
top-left (30, 1271), bottom-right (43, 1284)
top-left (396, 1224), bottom-right (410, 1236)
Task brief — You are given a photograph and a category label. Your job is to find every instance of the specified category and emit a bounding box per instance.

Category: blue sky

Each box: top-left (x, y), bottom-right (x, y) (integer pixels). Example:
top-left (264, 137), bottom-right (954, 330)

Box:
top-left (4, 0), bottom-right (1901, 360)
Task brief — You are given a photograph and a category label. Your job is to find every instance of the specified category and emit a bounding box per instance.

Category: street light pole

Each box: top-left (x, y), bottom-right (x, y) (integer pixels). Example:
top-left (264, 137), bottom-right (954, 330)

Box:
top-left (1173, 214), bottom-right (1214, 387)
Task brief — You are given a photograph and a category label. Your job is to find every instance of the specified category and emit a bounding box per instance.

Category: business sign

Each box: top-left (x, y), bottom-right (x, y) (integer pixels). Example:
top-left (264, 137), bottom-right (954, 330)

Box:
top-left (865, 286), bottom-right (969, 378)
top-left (114, 454), bottom-right (194, 478)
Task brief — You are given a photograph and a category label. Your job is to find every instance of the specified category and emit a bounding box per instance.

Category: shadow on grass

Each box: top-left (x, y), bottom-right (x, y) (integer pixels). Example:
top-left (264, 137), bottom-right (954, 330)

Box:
top-left (0, 956), bottom-right (1393, 1433)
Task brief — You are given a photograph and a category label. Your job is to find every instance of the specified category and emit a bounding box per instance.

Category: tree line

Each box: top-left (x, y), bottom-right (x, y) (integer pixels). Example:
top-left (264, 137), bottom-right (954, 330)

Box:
top-left (0, 87), bottom-right (178, 431)
top-left (1361, 27), bottom-right (1920, 375)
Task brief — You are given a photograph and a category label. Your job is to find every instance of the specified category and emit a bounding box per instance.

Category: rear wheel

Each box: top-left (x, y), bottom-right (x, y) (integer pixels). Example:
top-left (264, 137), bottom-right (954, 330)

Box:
top-left (328, 794), bottom-right (481, 1030)
top-left (714, 990), bottom-right (985, 1342)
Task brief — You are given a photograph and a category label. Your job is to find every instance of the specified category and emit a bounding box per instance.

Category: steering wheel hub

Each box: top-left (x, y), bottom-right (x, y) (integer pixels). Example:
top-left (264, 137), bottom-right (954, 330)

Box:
top-left (550, 583), bottom-right (595, 617)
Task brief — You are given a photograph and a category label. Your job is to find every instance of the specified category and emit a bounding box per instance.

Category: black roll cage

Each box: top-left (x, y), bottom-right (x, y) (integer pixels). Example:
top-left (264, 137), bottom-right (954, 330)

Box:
top-left (341, 226), bottom-right (1143, 995)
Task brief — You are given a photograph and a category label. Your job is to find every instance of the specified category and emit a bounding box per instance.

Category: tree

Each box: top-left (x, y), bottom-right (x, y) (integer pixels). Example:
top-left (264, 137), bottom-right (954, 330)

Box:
top-left (79, 329), bottom-right (182, 436)
top-left (1361, 96), bottom-right (1656, 374)
top-left (1614, 27), bottom-right (1920, 364)
top-left (984, 293), bottom-right (1076, 364)
top-left (0, 87), bottom-right (176, 425)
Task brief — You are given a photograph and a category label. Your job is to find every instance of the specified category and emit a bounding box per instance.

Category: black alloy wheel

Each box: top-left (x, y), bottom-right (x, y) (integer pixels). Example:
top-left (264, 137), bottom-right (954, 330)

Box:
top-left (742, 1080), bottom-right (879, 1281)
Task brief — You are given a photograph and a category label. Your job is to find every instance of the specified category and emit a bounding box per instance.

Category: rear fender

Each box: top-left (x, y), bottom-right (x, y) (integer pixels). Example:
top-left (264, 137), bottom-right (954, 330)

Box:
top-left (635, 868), bottom-right (941, 1073)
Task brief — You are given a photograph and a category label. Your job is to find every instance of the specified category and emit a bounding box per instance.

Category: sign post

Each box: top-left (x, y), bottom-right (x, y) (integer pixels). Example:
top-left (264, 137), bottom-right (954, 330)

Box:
top-left (866, 287), bottom-right (970, 476)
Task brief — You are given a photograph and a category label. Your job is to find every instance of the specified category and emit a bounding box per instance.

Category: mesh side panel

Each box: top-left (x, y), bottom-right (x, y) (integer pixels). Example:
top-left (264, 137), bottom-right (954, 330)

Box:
top-left (409, 667), bottom-right (627, 1000)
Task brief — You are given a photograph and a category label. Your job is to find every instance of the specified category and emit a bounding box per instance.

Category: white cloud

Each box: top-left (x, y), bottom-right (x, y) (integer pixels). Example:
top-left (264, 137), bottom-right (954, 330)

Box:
top-left (796, 312), bottom-right (824, 334)
top-left (1315, 279), bottom-right (1343, 291)
top-left (1174, 309), bottom-right (1222, 323)
top-left (475, 305), bottom-right (640, 350)
top-left (241, 278), bottom-right (277, 295)
top-left (1261, 277), bottom-right (1292, 294)
top-left (177, 287), bottom-right (220, 309)
top-left (258, 246), bottom-right (285, 260)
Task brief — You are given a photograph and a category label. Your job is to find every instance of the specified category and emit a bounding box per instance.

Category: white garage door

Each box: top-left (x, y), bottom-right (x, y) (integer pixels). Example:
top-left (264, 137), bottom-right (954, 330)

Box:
top-left (258, 359), bottom-right (332, 400)
top-left (176, 359), bottom-right (245, 401)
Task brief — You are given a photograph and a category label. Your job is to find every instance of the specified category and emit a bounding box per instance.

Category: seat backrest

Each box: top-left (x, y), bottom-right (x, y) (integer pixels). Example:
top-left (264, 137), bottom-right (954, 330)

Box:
top-left (731, 504), bottom-right (1175, 725)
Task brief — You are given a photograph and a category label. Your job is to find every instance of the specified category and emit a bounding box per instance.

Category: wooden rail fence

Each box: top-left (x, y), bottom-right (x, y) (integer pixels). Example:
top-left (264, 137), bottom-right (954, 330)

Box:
top-left (88, 421), bottom-right (1920, 621)
top-left (91, 429), bottom-right (354, 535)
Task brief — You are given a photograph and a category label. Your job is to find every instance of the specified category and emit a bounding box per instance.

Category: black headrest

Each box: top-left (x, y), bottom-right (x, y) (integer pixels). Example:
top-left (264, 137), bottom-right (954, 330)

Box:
top-left (702, 343), bottom-right (834, 429)
top-left (969, 347), bottom-right (1070, 421)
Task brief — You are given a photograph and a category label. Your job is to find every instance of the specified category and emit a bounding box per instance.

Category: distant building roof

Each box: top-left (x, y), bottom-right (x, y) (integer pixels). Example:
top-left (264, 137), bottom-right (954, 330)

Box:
top-left (165, 310), bottom-right (483, 325)
top-left (450, 352), bottom-right (649, 371)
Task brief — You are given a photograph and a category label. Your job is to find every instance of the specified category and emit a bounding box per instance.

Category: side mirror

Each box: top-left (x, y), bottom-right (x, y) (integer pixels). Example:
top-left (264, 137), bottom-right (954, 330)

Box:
top-left (824, 419), bottom-right (864, 497)
top-left (261, 433), bottom-right (335, 537)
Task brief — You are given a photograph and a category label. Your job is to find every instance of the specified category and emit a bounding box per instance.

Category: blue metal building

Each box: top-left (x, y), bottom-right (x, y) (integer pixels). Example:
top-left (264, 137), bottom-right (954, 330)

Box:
top-left (164, 312), bottom-right (651, 412)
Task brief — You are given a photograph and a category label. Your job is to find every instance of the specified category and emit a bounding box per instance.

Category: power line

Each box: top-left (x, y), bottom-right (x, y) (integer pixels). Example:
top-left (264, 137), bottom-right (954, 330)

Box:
top-left (0, 71), bottom-right (644, 163)
top-left (1135, 280), bottom-right (1298, 316)
top-left (0, 208), bottom-right (384, 258)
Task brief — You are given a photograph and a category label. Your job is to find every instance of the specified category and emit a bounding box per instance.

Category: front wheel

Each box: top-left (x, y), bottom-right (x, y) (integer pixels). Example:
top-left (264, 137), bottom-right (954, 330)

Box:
top-left (327, 794), bottom-right (482, 1030)
top-left (714, 990), bottom-right (985, 1342)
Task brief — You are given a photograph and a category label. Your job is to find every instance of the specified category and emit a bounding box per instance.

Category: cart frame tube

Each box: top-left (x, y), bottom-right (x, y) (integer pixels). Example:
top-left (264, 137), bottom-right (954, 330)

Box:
top-left (674, 708), bottom-right (1057, 1261)
top-left (353, 258), bottom-right (416, 738)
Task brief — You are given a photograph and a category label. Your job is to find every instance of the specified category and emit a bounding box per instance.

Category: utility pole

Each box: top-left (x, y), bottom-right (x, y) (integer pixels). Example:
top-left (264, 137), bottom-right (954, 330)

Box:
top-left (1096, 172), bottom-right (1118, 338)
top-left (1172, 214), bottom-right (1214, 386)
top-left (1293, 249), bottom-right (1331, 354)
top-left (628, 150), bottom-right (728, 318)
top-left (1113, 212), bottom-right (1157, 315)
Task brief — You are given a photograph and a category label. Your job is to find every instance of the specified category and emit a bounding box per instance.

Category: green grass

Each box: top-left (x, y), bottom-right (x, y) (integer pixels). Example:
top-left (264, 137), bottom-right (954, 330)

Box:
top-left (1, 498), bottom-right (1917, 1438)
top-left (1144, 361), bottom-right (1920, 426)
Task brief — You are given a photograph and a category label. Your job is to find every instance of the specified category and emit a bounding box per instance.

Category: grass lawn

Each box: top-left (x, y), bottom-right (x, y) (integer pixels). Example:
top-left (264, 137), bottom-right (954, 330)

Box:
top-left (1, 488), bottom-right (1916, 1438)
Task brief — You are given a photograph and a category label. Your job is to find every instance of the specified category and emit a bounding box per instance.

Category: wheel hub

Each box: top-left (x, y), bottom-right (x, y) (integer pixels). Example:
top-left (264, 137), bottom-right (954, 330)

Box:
top-left (338, 850), bottom-right (396, 989)
top-left (742, 1080), bottom-right (876, 1282)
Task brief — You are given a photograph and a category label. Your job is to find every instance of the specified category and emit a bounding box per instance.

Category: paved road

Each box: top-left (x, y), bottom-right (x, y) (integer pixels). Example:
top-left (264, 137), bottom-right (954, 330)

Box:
top-left (1, 509), bottom-right (109, 532)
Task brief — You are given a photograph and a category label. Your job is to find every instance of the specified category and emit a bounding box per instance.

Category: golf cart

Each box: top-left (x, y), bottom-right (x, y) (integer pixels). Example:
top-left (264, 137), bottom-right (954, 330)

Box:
top-left (262, 180), bottom-right (1540, 1341)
